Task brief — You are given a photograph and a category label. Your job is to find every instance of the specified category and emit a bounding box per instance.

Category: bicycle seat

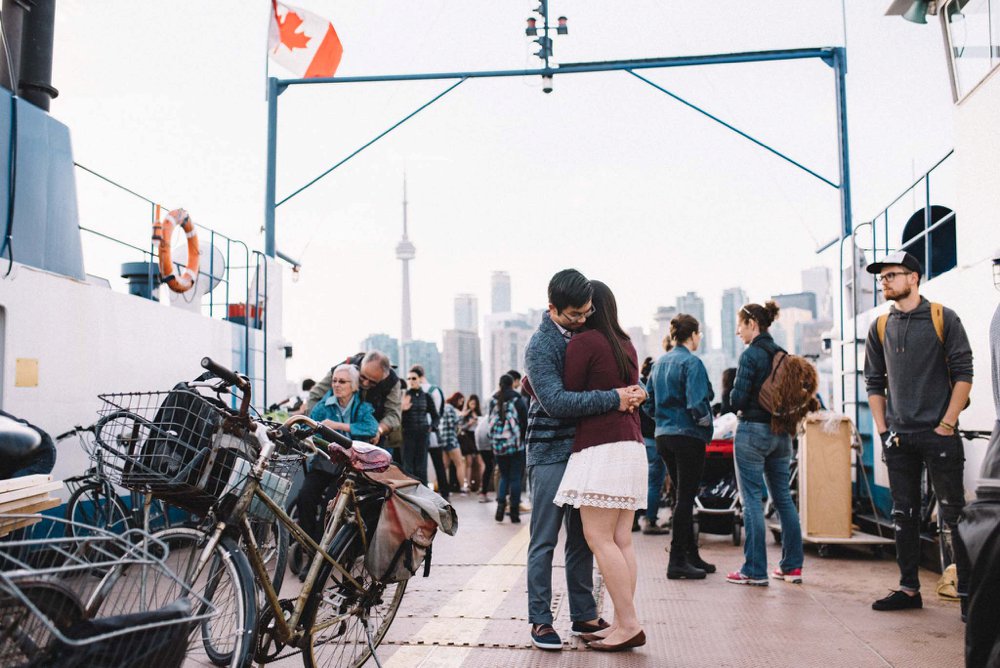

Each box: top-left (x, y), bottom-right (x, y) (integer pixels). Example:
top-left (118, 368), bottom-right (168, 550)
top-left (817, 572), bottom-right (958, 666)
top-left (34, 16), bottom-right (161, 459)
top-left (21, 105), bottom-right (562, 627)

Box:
top-left (0, 414), bottom-right (42, 462)
top-left (326, 441), bottom-right (392, 472)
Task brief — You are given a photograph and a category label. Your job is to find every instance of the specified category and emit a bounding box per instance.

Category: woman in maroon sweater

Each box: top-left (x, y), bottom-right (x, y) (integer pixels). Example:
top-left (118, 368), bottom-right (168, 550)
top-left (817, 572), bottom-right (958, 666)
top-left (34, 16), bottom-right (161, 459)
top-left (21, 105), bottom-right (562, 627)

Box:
top-left (554, 280), bottom-right (647, 652)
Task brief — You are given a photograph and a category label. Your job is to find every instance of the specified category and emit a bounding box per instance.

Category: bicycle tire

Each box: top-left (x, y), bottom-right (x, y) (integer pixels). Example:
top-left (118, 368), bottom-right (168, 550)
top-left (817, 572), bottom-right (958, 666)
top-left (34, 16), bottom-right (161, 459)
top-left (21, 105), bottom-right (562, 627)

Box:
top-left (146, 527), bottom-right (257, 668)
top-left (0, 579), bottom-right (86, 666)
top-left (299, 525), bottom-right (407, 668)
top-left (246, 515), bottom-right (287, 603)
top-left (66, 482), bottom-right (131, 538)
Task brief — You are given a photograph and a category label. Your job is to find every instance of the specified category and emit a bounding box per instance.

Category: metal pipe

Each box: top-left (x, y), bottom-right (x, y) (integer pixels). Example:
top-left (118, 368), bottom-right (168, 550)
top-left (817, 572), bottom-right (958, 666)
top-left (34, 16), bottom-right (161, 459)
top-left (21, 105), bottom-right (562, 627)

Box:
top-left (277, 48), bottom-right (837, 87)
top-left (17, 0), bottom-right (57, 110)
top-left (264, 77), bottom-right (279, 257)
top-left (832, 47), bottom-right (853, 239)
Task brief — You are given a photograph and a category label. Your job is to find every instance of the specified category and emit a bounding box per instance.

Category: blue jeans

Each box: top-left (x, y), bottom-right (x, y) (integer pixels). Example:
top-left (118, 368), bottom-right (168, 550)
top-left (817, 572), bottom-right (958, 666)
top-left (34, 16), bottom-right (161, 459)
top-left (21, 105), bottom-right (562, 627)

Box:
top-left (734, 421), bottom-right (803, 579)
top-left (496, 450), bottom-right (525, 509)
top-left (644, 438), bottom-right (667, 522)
top-left (527, 461), bottom-right (596, 624)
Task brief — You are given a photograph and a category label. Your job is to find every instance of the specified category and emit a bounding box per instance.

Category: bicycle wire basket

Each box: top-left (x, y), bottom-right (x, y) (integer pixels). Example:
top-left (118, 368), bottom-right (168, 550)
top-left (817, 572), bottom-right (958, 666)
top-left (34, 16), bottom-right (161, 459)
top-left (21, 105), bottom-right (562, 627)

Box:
top-left (0, 514), bottom-right (216, 667)
top-left (92, 386), bottom-right (261, 517)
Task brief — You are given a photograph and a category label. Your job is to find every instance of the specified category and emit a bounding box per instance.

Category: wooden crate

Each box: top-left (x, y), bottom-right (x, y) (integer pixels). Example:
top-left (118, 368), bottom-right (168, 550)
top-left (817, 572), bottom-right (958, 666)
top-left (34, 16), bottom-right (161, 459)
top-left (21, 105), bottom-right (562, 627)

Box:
top-left (0, 475), bottom-right (63, 537)
top-left (798, 416), bottom-right (853, 538)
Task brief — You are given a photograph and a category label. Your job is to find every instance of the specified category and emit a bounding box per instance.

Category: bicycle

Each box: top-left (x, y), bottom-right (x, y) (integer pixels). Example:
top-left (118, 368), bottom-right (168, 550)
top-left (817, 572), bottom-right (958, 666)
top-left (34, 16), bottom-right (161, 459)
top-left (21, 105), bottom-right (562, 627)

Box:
top-left (58, 423), bottom-right (175, 539)
top-left (0, 514), bottom-right (217, 667)
top-left (90, 357), bottom-right (420, 667)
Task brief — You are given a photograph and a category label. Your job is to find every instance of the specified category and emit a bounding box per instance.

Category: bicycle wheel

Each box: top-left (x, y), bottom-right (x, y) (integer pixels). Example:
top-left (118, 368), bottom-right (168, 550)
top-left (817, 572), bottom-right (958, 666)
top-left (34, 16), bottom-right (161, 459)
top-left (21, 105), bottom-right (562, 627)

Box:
top-left (246, 515), bottom-right (288, 601)
top-left (300, 525), bottom-right (407, 668)
top-left (0, 579), bottom-right (86, 666)
top-left (66, 482), bottom-right (130, 537)
top-left (148, 527), bottom-right (257, 668)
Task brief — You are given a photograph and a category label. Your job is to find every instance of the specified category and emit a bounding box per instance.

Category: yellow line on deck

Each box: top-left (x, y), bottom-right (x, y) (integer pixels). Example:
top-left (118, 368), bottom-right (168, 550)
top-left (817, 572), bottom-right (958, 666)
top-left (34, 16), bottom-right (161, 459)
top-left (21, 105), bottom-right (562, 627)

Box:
top-left (384, 525), bottom-right (531, 667)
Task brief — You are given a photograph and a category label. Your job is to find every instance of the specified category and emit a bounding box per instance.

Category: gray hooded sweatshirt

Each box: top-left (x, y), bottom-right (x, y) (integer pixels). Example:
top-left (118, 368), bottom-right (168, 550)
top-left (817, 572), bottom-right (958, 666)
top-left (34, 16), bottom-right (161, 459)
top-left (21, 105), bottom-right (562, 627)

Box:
top-left (864, 297), bottom-right (974, 433)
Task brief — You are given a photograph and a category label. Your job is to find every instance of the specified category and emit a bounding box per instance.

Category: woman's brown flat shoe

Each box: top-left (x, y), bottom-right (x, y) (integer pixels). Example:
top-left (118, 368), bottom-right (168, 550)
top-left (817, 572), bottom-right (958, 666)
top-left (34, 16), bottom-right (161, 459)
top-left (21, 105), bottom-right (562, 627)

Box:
top-left (589, 630), bottom-right (646, 652)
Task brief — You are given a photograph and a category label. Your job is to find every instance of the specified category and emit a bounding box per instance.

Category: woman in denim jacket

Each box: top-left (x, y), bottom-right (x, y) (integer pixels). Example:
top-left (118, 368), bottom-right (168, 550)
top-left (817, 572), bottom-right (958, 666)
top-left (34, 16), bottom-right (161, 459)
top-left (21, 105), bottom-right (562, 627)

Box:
top-left (725, 301), bottom-right (804, 587)
top-left (645, 314), bottom-right (715, 580)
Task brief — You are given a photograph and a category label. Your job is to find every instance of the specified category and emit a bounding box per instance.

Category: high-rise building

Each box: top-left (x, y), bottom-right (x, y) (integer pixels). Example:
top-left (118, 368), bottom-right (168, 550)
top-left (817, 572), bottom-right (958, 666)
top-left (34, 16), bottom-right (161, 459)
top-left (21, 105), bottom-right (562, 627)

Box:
top-left (454, 294), bottom-right (478, 332)
top-left (771, 307), bottom-right (813, 353)
top-left (720, 287), bottom-right (748, 365)
top-left (801, 266), bottom-right (833, 320)
top-left (359, 333), bottom-right (400, 367)
top-left (487, 315), bottom-right (532, 389)
top-left (442, 330), bottom-right (482, 397)
top-left (652, 306), bottom-right (678, 349)
top-left (676, 292), bottom-right (707, 356)
top-left (491, 271), bottom-right (511, 314)
top-left (403, 340), bottom-right (441, 385)
top-left (627, 326), bottom-right (649, 364)
top-left (772, 292), bottom-right (818, 319)
top-left (395, 175), bottom-right (416, 369)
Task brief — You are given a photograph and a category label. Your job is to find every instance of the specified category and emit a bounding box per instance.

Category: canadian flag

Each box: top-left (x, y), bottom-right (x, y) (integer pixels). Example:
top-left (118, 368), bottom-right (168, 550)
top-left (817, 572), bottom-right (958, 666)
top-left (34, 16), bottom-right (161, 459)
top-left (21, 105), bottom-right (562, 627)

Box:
top-left (268, 1), bottom-right (343, 79)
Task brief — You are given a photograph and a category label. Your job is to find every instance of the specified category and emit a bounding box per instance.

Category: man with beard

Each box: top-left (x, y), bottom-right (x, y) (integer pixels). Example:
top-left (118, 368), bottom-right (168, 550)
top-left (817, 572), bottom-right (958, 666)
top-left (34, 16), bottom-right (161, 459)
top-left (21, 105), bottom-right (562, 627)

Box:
top-left (864, 251), bottom-right (974, 611)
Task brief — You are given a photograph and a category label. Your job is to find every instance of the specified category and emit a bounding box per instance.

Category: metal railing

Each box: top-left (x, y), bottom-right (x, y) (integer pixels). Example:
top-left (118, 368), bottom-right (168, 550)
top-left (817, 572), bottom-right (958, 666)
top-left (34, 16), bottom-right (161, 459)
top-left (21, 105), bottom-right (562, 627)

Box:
top-left (73, 163), bottom-right (267, 403)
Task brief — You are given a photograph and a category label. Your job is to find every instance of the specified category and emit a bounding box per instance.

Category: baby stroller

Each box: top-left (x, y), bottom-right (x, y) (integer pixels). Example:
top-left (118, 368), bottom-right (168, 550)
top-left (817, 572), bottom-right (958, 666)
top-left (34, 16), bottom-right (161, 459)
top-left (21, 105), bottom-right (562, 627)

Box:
top-left (693, 438), bottom-right (743, 546)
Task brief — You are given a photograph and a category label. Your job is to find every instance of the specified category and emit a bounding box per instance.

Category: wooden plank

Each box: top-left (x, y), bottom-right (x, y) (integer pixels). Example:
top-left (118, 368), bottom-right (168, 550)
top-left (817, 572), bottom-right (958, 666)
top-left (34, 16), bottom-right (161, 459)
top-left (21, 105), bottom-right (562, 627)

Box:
top-left (0, 497), bottom-right (61, 516)
top-left (0, 481), bottom-right (62, 504)
top-left (0, 491), bottom-right (51, 513)
top-left (0, 515), bottom-right (44, 537)
top-left (0, 474), bottom-right (51, 494)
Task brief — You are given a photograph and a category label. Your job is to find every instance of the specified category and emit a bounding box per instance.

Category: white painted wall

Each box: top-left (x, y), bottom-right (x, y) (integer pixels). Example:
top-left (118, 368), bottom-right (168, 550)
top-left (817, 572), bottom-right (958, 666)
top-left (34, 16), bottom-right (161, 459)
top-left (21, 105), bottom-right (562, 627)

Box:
top-left (0, 261), bottom-right (286, 495)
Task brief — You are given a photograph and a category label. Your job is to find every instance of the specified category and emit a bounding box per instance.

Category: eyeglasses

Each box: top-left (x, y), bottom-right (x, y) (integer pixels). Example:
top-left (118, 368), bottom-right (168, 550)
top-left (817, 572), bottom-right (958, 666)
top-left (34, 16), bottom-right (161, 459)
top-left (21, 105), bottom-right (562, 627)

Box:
top-left (331, 379), bottom-right (351, 385)
top-left (561, 306), bottom-right (596, 323)
top-left (878, 271), bottom-right (912, 283)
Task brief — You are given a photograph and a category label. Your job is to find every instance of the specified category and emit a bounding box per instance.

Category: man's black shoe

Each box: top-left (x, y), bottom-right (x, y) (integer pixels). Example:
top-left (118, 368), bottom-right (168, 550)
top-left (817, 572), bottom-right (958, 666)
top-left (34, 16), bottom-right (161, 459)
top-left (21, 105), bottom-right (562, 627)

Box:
top-left (872, 590), bottom-right (922, 611)
top-left (530, 624), bottom-right (563, 650)
top-left (495, 501), bottom-right (506, 523)
top-left (667, 559), bottom-right (707, 580)
top-left (570, 617), bottom-right (609, 636)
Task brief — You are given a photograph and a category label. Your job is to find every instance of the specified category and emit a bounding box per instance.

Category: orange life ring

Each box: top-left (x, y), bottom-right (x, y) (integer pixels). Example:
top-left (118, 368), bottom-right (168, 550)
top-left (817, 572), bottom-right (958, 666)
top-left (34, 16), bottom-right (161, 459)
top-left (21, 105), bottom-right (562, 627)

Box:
top-left (153, 208), bottom-right (200, 293)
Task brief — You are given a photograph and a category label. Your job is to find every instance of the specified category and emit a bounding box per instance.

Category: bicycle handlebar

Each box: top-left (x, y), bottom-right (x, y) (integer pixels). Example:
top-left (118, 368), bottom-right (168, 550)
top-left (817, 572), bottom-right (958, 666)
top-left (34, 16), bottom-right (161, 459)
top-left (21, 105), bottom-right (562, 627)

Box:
top-left (200, 357), bottom-right (249, 392)
top-left (279, 415), bottom-right (354, 450)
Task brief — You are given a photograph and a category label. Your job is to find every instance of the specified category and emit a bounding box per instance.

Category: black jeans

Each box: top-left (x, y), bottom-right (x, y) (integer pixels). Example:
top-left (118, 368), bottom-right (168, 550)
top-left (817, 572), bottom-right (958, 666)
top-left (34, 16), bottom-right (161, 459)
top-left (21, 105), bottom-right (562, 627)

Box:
top-left (883, 429), bottom-right (965, 591)
top-left (402, 431), bottom-right (430, 484)
top-left (479, 450), bottom-right (495, 493)
top-left (657, 435), bottom-right (706, 558)
top-left (298, 469), bottom-right (337, 543)
top-left (428, 447), bottom-right (450, 499)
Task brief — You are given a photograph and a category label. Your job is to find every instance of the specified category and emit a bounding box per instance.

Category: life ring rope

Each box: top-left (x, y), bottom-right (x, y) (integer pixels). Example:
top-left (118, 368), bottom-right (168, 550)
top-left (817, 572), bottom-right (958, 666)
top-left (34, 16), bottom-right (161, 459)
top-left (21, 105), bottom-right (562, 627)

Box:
top-left (154, 208), bottom-right (201, 293)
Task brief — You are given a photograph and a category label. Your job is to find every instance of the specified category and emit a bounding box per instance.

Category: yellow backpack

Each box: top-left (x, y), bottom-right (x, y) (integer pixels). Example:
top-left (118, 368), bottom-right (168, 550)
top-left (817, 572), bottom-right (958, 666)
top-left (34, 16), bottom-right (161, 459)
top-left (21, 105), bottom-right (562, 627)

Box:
top-left (876, 302), bottom-right (945, 345)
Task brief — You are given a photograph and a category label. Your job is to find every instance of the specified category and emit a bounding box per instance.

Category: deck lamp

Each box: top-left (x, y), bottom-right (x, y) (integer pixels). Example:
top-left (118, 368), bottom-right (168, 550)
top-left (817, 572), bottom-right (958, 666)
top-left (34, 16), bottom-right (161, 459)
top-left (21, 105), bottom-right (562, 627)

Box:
top-left (556, 16), bottom-right (568, 35)
top-left (902, 0), bottom-right (930, 23)
top-left (993, 249), bottom-right (1000, 291)
top-left (526, 18), bottom-right (537, 36)
top-left (542, 75), bottom-right (553, 93)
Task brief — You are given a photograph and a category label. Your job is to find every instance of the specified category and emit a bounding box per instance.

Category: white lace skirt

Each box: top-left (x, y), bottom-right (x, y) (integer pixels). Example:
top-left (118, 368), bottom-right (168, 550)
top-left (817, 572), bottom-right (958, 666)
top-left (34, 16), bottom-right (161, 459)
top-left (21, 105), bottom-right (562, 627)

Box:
top-left (553, 440), bottom-right (648, 510)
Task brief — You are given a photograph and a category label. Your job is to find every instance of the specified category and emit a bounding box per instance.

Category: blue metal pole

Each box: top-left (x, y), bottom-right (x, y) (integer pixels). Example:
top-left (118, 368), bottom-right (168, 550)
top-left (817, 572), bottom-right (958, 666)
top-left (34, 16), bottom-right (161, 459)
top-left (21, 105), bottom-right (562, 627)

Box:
top-left (277, 48), bottom-right (836, 87)
top-left (264, 77), bottom-right (279, 258)
top-left (833, 47), bottom-right (853, 239)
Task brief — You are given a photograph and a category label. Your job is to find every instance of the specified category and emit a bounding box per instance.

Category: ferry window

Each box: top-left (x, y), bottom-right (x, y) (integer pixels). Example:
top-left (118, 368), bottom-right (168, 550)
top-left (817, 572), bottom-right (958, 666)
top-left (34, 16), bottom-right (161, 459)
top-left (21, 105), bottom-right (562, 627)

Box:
top-left (901, 205), bottom-right (957, 280)
top-left (944, 0), bottom-right (1000, 100)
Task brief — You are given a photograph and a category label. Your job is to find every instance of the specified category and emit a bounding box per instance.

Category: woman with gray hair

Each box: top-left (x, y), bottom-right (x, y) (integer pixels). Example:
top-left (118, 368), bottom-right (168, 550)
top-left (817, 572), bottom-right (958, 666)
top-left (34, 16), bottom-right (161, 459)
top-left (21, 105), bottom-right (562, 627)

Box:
top-left (297, 363), bottom-right (379, 546)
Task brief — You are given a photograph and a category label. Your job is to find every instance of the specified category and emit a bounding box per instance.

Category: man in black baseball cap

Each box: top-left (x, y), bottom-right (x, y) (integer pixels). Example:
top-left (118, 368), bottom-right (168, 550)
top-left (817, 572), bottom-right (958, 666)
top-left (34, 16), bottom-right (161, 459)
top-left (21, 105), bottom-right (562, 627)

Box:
top-left (865, 250), bottom-right (923, 278)
top-left (863, 249), bottom-right (974, 613)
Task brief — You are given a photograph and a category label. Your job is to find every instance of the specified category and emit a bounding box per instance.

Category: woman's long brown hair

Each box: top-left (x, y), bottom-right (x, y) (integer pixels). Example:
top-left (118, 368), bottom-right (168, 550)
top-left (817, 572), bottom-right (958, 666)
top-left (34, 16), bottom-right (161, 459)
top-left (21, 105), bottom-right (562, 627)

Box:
top-left (586, 280), bottom-right (634, 383)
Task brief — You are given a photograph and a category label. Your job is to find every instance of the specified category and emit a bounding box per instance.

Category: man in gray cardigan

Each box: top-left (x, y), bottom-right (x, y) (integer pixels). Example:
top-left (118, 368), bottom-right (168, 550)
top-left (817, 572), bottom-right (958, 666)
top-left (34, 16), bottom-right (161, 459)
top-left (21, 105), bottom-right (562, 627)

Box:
top-left (524, 269), bottom-right (644, 650)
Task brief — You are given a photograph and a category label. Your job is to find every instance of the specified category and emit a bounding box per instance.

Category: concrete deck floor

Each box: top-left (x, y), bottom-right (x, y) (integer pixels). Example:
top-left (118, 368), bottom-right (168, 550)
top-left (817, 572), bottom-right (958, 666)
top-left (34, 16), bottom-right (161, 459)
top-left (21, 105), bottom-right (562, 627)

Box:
top-left (262, 493), bottom-right (966, 668)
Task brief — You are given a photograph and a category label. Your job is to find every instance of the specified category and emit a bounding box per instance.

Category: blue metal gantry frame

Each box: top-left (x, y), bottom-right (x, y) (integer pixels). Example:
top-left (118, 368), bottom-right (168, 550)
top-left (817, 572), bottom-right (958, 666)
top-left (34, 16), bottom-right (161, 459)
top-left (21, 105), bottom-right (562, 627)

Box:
top-left (263, 46), bottom-right (853, 261)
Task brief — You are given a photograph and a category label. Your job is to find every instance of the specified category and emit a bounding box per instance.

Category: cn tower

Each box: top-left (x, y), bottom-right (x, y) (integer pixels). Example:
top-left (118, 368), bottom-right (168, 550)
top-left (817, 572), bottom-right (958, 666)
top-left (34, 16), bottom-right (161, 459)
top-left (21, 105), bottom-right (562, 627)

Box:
top-left (395, 174), bottom-right (416, 370)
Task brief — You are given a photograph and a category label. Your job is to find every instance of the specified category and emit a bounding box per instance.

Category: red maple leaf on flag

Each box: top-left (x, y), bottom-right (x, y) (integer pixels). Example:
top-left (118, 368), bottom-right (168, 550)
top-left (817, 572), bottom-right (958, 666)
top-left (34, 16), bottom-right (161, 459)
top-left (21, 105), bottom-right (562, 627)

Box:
top-left (277, 10), bottom-right (311, 51)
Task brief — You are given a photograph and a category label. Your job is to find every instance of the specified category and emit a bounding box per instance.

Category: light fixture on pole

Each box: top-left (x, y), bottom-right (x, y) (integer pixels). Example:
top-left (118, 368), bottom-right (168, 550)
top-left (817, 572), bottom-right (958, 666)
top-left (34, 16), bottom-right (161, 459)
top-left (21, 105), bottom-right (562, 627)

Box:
top-left (902, 0), bottom-right (930, 24)
top-left (522, 1), bottom-right (568, 93)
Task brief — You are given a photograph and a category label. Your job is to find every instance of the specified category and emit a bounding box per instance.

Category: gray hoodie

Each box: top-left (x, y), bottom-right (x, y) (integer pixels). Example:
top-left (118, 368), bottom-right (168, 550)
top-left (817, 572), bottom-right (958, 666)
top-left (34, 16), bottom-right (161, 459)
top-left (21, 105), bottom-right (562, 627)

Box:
top-left (865, 297), bottom-right (973, 433)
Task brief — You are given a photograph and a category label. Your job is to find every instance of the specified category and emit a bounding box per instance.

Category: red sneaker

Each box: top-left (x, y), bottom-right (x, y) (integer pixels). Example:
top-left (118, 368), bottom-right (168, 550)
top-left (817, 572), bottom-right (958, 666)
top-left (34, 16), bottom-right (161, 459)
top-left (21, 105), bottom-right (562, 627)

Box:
top-left (772, 567), bottom-right (803, 584)
top-left (726, 570), bottom-right (769, 586)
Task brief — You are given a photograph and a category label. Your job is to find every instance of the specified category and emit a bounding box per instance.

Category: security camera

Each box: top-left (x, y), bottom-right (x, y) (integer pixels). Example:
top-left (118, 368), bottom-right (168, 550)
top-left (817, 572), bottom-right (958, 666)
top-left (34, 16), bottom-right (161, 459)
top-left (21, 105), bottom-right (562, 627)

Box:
top-left (542, 74), bottom-right (553, 94)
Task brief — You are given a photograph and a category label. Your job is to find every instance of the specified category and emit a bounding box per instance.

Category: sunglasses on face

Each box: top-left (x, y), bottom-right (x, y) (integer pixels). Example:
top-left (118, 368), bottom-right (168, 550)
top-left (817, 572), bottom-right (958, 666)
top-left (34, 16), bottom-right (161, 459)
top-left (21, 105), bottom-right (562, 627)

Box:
top-left (407, 376), bottom-right (419, 381)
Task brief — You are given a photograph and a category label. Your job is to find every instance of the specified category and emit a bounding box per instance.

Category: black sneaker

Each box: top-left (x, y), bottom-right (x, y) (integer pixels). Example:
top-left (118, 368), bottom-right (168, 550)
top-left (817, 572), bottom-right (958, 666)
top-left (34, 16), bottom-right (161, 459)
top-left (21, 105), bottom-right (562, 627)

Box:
top-left (495, 502), bottom-right (506, 523)
top-left (530, 624), bottom-right (563, 650)
top-left (570, 617), bottom-right (609, 636)
top-left (872, 590), bottom-right (922, 611)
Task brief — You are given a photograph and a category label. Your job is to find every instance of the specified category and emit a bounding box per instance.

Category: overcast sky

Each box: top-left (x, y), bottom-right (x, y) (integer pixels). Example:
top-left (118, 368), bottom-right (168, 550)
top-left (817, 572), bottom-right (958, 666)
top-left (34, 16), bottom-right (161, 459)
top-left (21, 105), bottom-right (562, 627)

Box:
top-left (51, 1), bottom-right (956, 382)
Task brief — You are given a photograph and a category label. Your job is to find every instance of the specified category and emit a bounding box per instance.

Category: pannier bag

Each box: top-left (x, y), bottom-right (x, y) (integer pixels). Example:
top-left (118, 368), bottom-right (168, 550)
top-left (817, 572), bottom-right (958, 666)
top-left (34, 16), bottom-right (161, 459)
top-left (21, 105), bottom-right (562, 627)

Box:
top-left (364, 464), bottom-right (458, 583)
